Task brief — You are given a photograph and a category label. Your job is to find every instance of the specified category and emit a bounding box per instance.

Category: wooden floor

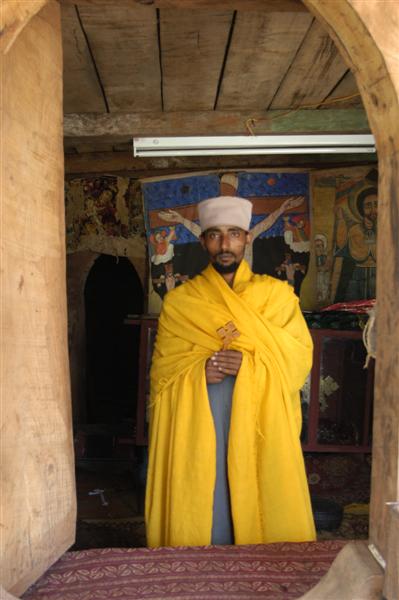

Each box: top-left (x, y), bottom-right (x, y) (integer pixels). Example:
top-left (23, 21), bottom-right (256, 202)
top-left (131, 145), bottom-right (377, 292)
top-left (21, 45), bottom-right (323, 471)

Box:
top-left (71, 453), bottom-right (370, 550)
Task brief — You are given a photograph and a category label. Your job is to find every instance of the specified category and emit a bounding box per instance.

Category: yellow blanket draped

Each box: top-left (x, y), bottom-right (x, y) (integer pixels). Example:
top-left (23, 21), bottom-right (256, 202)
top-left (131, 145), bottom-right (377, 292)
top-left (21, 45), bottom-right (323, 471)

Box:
top-left (145, 260), bottom-right (316, 547)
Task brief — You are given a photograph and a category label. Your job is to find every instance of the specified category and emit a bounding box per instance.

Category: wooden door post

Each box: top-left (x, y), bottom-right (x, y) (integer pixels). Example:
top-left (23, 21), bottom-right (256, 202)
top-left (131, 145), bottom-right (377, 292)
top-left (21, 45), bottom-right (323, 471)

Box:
top-left (1, 2), bottom-right (76, 595)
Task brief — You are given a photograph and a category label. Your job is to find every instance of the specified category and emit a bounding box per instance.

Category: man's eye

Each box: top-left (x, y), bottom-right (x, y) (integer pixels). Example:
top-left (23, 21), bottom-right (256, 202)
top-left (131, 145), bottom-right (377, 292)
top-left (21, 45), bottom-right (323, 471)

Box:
top-left (230, 230), bottom-right (240, 238)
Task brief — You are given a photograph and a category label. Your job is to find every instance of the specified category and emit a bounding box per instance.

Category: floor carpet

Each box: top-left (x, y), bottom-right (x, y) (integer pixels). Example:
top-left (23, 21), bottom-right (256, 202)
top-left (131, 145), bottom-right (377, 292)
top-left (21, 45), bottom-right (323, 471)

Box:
top-left (22, 540), bottom-right (348, 600)
top-left (71, 453), bottom-right (371, 550)
top-left (72, 508), bottom-right (368, 552)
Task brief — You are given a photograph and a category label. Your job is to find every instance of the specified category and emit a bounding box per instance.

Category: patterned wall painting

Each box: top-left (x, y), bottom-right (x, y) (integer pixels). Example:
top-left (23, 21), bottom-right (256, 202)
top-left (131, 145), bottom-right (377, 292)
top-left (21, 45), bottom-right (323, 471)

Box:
top-left (301, 166), bottom-right (378, 310)
top-left (142, 171), bottom-right (311, 313)
top-left (65, 166), bottom-right (377, 314)
top-left (65, 176), bottom-right (145, 258)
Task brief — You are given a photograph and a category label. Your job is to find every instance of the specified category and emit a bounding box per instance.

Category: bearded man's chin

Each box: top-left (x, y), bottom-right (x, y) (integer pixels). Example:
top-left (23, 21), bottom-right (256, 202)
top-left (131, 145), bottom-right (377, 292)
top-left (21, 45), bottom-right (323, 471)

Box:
top-left (213, 261), bottom-right (240, 274)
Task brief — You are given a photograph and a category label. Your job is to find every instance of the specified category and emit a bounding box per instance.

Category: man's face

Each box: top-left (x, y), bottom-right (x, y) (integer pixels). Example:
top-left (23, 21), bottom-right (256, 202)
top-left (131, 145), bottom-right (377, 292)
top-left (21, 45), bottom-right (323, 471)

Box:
top-left (99, 189), bottom-right (113, 206)
top-left (362, 194), bottom-right (378, 224)
top-left (315, 239), bottom-right (325, 256)
top-left (200, 225), bottom-right (250, 273)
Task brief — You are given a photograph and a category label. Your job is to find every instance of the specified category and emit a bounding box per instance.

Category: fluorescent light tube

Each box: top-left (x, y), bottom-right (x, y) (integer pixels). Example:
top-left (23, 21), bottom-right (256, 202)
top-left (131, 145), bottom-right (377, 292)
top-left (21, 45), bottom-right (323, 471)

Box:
top-left (133, 135), bottom-right (376, 157)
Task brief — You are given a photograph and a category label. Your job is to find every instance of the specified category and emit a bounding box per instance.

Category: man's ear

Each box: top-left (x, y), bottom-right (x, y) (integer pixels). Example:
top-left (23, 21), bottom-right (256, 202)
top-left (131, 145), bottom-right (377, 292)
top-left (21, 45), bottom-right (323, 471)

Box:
top-left (199, 234), bottom-right (206, 250)
top-left (245, 231), bottom-right (252, 245)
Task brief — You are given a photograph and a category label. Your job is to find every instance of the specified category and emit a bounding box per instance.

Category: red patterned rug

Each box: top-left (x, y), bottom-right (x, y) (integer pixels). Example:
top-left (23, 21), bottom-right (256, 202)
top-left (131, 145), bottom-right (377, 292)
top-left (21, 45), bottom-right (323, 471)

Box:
top-left (305, 453), bottom-right (371, 505)
top-left (22, 540), bottom-right (347, 600)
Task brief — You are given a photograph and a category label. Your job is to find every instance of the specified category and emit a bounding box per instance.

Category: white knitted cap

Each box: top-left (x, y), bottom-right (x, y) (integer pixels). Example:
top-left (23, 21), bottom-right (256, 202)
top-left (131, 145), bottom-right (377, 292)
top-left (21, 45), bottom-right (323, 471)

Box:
top-left (197, 196), bottom-right (252, 232)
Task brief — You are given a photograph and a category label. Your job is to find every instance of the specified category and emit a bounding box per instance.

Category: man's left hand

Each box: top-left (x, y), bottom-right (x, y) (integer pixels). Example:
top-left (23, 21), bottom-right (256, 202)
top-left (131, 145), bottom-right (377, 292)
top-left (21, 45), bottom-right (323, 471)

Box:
top-left (210, 350), bottom-right (243, 376)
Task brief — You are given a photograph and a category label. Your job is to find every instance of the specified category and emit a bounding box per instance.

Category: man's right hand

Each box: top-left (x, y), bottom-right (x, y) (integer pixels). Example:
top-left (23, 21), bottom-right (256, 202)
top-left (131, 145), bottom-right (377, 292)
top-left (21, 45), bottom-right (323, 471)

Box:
top-left (205, 357), bottom-right (226, 384)
top-left (205, 350), bottom-right (243, 384)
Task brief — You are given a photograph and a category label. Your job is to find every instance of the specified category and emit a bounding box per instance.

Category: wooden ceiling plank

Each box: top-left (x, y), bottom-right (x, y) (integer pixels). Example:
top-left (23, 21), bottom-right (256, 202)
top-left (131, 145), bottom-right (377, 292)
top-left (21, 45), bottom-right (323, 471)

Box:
top-left (160, 9), bottom-right (233, 111)
top-left (61, 4), bottom-right (107, 112)
top-left (113, 142), bottom-right (134, 152)
top-left (76, 4), bottom-right (161, 112)
top-left (64, 151), bottom-right (377, 175)
top-left (270, 19), bottom-right (349, 109)
top-left (63, 108), bottom-right (370, 138)
top-left (71, 142), bottom-right (118, 154)
top-left (217, 11), bottom-right (313, 110)
top-left (61, 1), bottom-right (307, 13)
top-left (320, 69), bottom-right (363, 109)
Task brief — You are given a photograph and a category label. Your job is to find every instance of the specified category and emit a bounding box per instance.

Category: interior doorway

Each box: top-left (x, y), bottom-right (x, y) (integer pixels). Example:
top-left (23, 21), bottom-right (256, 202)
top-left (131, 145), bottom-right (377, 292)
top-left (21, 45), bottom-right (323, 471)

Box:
top-left (83, 254), bottom-right (143, 444)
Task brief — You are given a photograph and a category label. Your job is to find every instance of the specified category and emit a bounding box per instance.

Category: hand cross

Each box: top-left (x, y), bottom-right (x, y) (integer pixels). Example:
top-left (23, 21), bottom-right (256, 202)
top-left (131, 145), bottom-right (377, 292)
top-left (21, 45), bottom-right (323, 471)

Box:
top-left (217, 321), bottom-right (240, 350)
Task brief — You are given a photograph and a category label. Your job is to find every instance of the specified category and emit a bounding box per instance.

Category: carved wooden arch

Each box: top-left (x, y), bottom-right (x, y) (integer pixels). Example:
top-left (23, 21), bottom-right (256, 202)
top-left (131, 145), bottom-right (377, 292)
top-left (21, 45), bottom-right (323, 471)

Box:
top-left (2, 1), bottom-right (398, 597)
top-left (302, 4), bottom-right (398, 597)
top-left (0, 0), bottom-right (49, 54)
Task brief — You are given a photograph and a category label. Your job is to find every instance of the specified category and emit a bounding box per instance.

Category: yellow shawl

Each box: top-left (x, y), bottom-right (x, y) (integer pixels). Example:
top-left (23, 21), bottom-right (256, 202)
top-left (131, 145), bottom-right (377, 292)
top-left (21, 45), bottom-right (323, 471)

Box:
top-left (146, 260), bottom-right (315, 547)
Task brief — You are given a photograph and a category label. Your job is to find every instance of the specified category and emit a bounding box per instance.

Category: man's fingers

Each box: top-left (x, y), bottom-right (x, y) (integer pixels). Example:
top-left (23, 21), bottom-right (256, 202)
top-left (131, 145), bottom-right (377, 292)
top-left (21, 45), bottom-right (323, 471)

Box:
top-left (206, 352), bottom-right (242, 382)
top-left (206, 361), bottom-right (225, 380)
top-left (209, 362), bottom-right (240, 376)
top-left (218, 367), bottom-right (239, 375)
top-left (207, 377), bottom-right (224, 384)
top-left (212, 356), bottom-right (242, 366)
top-left (217, 350), bottom-right (242, 358)
top-left (206, 365), bottom-right (222, 376)
top-left (206, 365), bottom-right (225, 383)
top-left (210, 357), bottom-right (242, 369)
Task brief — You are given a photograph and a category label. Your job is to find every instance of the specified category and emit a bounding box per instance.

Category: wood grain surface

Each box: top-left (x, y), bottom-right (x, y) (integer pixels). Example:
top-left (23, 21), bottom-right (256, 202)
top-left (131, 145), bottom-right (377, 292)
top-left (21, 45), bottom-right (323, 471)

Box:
top-left (217, 11), bottom-right (313, 109)
top-left (271, 18), bottom-right (349, 109)
top-left (61, 3), bottom-right (106, 113)
top-left (1, 2), bottom-right (76, 595)
top-left (76, 4), bottom-right (161, 112)
top-left (160, 9), bottom-right (233, 111)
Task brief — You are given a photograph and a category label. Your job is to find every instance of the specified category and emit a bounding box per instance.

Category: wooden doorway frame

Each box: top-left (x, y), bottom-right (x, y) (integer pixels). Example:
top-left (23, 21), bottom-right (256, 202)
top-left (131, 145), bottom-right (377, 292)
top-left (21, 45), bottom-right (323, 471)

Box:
top-left (2, 0), bottom-right (398, 596)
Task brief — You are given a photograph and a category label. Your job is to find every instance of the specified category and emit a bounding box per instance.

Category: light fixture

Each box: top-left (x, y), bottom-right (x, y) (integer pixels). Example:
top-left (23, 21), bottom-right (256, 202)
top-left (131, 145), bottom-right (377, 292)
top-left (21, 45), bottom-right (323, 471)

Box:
top-left (133, 134), bottom-right (376, 157)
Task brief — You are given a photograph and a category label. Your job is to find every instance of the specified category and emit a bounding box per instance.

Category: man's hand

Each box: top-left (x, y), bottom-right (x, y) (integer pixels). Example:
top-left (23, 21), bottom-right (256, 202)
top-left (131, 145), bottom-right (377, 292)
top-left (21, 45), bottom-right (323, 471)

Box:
top-left (281, 196), bottom-right (304, 211)
top-left (205, 350), bottom-right (243, 384)
top-left (158, 209), bottom-right (181, 223)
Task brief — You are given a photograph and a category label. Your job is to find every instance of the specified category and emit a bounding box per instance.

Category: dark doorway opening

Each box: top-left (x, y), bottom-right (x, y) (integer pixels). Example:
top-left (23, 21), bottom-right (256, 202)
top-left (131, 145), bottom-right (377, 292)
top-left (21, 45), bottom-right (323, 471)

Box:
top-left (84, 255), bottom-right (143, 444)
top-left (73, 254), bottom-right (146, 550)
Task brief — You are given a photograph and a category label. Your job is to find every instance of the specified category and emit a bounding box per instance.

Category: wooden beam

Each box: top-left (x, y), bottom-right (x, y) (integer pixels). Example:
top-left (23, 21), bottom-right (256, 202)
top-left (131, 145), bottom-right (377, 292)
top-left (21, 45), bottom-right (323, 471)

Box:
top-left (160, 10), bottom-right (233, 111)
top-left (270, 19), bottom-right (348, 109)
top-left (217, 11), bottom-right (313, 110)
top-left (321, 70), bottom-right (362, 109)
top-left (1, 0), bottom-right (49, 54)
top-left (304, 0), bottom-right (399, 582)
top-left (61, 4), bottom-right (106, 112)
top-left (384, 504), bottom-right (399, 600)
top-left (76, 4), bottom-right (162, 112)
top-left (64, 150), bottom-right (377, 175)
top-left (61, 0), bottom-right (307, 13)
top-left (64, 108), bottom-right (370, 139)
top-left (3, 2), bottom-right (76, 595)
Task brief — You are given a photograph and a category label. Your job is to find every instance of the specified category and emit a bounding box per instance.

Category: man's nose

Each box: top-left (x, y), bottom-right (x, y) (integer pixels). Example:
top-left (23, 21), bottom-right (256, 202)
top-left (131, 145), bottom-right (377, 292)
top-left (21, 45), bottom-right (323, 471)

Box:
top-left (220, 233), bottom-right (231, 251)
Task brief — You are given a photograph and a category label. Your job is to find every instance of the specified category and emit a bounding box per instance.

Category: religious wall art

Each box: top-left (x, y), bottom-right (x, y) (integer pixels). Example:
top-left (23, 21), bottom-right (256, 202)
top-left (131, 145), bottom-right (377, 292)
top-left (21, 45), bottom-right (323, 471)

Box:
top-left (141, 171), bottom-right (311, 313)
top-left (331, 170), bottom-right (377, 302)
top-left (65, 176), bottom-right (145, 257)
top-left (300, 166), bottom-right (378, 311)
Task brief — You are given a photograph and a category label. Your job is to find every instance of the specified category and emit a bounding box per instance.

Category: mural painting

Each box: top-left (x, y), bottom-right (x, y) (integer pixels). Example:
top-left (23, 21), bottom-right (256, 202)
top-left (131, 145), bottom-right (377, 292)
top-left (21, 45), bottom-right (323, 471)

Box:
top-left (142, 171), bottom-right (311, 313)
top-left (65, 176), bottom-right (145, 257)
top-left (331, 175), bottom-right (378, 302)
top-left (302, 167), bottom-right (378, 310)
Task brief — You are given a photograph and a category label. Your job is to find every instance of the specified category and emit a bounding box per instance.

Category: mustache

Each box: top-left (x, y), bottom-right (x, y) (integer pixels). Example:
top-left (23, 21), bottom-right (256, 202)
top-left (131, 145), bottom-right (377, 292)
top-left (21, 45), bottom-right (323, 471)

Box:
top-left (216, 252), bottom-right (236, 259)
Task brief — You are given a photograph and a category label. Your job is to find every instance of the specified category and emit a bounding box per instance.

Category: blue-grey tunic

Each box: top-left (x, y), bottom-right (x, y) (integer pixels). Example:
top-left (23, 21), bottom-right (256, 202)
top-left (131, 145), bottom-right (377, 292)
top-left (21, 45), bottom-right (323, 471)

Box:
top-left (207, 375), bottom-right (235, 544)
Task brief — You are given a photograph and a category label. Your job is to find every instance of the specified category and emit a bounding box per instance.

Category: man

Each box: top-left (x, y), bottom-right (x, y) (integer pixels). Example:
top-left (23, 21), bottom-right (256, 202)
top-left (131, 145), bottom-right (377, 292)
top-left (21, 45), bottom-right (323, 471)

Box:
top-left (145, 196), bottom-right (315, 547)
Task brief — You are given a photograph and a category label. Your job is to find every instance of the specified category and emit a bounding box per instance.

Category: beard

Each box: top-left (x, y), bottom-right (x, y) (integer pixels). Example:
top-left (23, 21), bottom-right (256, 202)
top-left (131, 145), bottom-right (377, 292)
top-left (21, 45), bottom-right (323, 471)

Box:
top-left (213, 262), bottom-right (240, 274)
top-left (212, 253), bottom-right (241, 274)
